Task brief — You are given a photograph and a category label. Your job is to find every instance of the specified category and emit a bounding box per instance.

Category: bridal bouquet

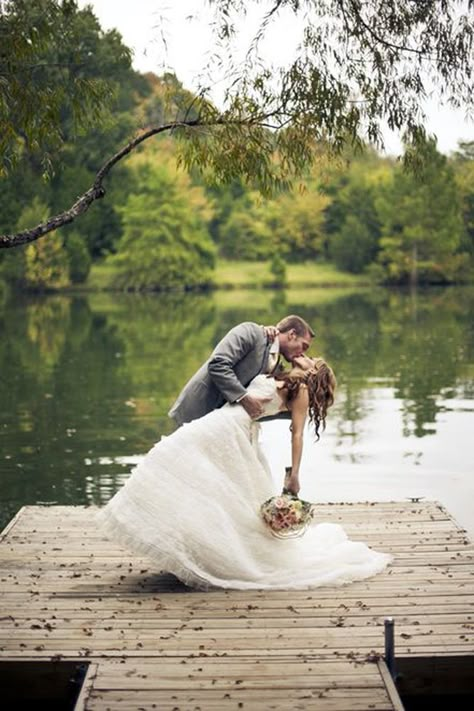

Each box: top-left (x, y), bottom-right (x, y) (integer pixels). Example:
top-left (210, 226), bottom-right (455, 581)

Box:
top-left (260, 490), bottom-right (314, 539)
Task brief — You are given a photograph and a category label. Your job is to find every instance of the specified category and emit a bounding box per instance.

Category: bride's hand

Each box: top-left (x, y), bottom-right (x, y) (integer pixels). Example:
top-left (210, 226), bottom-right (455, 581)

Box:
top-left (262, 325), bottom-right (279, 342)
top-left (285, 476), bottom-right (300, 495)
top-left (239, 394), bottom-right (271, 419)
top-left (284, 468), bottom-right (300, 495)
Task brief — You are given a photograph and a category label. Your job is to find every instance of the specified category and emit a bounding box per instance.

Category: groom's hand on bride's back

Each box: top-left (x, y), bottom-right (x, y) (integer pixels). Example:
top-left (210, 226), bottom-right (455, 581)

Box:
top-left (239, 394), bottom-right (272, 419)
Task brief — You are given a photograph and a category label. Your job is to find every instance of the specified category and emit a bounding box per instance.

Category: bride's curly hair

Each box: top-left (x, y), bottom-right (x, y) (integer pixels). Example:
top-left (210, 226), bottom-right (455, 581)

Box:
top-left (275, 358), bottom-right (336, 440)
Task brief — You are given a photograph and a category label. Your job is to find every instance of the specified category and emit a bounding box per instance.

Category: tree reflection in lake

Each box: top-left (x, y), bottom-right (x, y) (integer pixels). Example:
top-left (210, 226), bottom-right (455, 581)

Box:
top-left (317, 288), bottom-right (473, 439)
top-left (0, 286), bottom-right (472, 535)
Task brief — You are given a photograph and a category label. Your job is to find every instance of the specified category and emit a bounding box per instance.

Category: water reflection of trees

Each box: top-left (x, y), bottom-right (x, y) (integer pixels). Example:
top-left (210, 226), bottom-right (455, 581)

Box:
top-left (0, 286), bottom-right (472, 529)
top-left (0, 295), bottom-right (135, 526)
top-left (99, 292), bottom-right (219, 435)
top-left (318, 287), bottom-right (473, 439)
top-left (106, 287), bottom-right (473, 441)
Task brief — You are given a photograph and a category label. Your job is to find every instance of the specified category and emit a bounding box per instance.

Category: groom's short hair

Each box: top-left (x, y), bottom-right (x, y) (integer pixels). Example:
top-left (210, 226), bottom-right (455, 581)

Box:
top-left (277, 315), bottom-right (314, 337)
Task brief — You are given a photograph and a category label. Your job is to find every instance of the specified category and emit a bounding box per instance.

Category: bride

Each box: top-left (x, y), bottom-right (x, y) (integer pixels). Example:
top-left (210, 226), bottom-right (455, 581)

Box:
top-left (98, 355), bottom-right (391, 589)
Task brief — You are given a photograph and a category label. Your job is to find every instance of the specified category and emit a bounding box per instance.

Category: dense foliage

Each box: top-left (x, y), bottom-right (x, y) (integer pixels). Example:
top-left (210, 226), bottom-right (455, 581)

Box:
top-left (0, 0), bottom-right (138, 175)
top-left (0, 1), bottom-right (473, 288)
top-left (1, 120), bottom-right (472, 288)
top-left (109, 147), bottom-right (216, 291)
top-left (0, 0), bottom-right (150, 284)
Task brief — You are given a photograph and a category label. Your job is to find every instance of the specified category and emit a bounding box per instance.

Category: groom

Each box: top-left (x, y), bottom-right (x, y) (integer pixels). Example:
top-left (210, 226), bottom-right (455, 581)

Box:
top-left (169, 314), bottom-right (314, 426)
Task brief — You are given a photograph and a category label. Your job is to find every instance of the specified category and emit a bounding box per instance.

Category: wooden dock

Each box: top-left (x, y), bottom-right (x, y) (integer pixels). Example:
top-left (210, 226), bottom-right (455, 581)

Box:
top-left (0, 501), bottom-right (472, 709)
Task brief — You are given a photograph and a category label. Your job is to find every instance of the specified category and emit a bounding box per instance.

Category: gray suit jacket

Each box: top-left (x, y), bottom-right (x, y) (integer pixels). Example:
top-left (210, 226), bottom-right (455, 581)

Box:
top-left (169, 322), bottom-right (272, 426)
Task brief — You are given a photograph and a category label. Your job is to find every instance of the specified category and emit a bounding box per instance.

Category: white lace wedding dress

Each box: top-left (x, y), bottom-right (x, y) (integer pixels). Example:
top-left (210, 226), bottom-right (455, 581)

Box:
top-left (97, 374), bottom-right (391, 589)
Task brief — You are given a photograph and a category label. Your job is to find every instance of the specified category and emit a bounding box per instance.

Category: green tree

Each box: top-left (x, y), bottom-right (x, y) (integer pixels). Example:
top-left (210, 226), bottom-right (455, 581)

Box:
top-left (373, 139), bottom-right (465, 284)
top-left (218, 194), bottom-right (274, 260)
top-left (64, 230), bottom-right (91, 283)
top-left (453, 141), bottom-right (474, 259)
top-left (326, 168), bottom-right (384, 272)
top-left (0, 0), bottom-right (130, 175)
top-left (215, 174), bottom-right (330, 262)
top-left (1, 198), bottom-right (70, 289)
top-left (47, 110), bottom-right (141, 259)
top-left (268, 188), bottom-right (331, 262)
top-left (110, 156), bottom-right (215, 291)
top-left (179, 0), bottom-right (474, 183)
top-left (0, 0), bottom-right (150, 266)
top-left (206, 179), bottom-right (249, 247)
top-left (330, 214), bottom-right (376, 273)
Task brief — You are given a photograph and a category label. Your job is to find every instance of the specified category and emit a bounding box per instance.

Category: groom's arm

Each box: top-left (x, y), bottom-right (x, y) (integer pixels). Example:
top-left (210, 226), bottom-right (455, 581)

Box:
top-left (207, 322), bottom-right (264, 404)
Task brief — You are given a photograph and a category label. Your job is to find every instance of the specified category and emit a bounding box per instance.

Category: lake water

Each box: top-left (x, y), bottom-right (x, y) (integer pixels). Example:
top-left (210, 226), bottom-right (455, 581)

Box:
top-left (1, 286), bottom-right (472, 538)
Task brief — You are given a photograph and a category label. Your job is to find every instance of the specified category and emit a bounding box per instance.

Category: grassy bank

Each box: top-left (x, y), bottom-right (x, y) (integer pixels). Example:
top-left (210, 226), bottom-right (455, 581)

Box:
top-left (87, 259), bottom-right (369, 291)
top-left (215, 260), bottom-right (369, 288)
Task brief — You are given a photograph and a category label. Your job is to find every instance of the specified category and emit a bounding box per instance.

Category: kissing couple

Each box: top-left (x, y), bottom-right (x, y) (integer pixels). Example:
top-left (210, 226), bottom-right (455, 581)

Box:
top-left (98, 314), bottom-right (391, 589)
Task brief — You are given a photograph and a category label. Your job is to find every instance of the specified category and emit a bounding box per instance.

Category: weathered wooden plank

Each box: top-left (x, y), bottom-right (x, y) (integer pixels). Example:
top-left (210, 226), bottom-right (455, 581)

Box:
top-left (0, 623), bottom-right (470, 643)
top-left (72, 661), bottom-right (98, 711)
top-left (377, 660), bottom-right (405, 711)
top-left (2, 573), bottom-right (473, 590)
top-left (2, 581), bottom-right (468, 602)
top-left (89, 673), bottom-right (383, 690)
top-left (11, 513), bottom-right (454, 530)
top-left (89, 658), bottom-right (378, 674)
top-left (1, 555), bottom-right (472, 570)
top-left (94, 516), bottom-right (453, 532)
top-left (1, 636), bottom-right (469, 653)
top-left (0, 612), bottom-right (470, 629)
top-left (0, 506), bottom-right (26, 541)
top-left (85, 690), bottom-right (395, 711)
top-left (0, 646), bottom-right (462, 659)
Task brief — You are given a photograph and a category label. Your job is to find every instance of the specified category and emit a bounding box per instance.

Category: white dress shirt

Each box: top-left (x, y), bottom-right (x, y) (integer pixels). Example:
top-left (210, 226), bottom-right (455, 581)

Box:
top-left (265, 338), bottom-right (280, 374)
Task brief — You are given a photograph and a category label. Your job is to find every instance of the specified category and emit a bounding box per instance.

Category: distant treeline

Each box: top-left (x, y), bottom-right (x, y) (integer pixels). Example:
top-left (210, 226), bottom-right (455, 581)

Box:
top-left (0, 8), bottom-right (472, 291)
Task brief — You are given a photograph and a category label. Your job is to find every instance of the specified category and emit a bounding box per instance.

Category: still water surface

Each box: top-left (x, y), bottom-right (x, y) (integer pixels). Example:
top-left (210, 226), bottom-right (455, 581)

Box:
top-left (1, 286), bottom-right (473, 537)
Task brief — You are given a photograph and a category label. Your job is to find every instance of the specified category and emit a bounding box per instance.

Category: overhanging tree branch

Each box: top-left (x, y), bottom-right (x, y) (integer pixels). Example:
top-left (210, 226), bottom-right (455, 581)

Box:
top-left (0, 120), bottom-right (199, 249)
top-left (0, 113), bottom-right (277, 249)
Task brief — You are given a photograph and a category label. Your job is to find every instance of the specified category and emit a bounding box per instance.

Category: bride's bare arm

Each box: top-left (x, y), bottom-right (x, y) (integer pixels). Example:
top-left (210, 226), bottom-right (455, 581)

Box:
top-left (287, 385), bottom-right (309, 494)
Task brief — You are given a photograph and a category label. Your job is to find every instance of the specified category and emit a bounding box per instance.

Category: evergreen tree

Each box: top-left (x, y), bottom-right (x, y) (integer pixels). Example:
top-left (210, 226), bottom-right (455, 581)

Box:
top-left (110, 159), bottom-right (215, 291)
